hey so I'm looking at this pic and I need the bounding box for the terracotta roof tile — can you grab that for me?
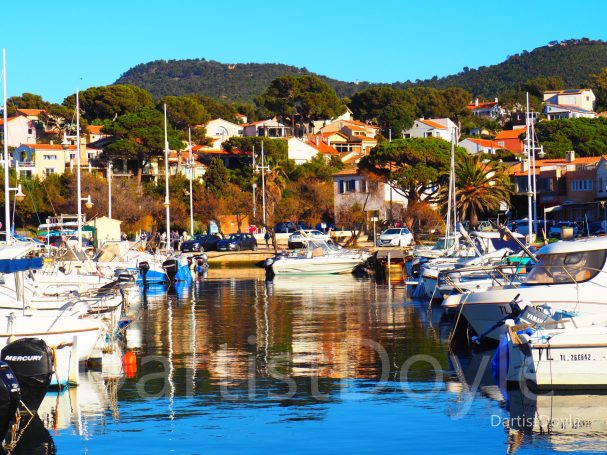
[495,128,526,140]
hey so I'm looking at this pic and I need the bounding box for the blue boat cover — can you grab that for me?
[0,258,43,273]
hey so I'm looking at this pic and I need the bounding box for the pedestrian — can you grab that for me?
[264,230,271,248]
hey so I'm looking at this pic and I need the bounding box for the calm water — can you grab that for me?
[26,268,607,453]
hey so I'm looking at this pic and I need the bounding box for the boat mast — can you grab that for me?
[525,93,533,242]
[76,89,83,250]
[163,104,171,252]
[188,128,194,236]
[2,49,10,245]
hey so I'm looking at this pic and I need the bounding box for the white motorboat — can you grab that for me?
[266,240,368,275]
[505,320,607,389]
[445,236,607,341]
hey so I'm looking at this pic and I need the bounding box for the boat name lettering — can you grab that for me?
[559,353,592,361]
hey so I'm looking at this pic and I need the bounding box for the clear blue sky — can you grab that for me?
[4,0,607,103]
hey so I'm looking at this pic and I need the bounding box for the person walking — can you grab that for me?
[264,230,271,248]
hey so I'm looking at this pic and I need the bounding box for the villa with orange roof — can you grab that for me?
[0,114,37,147]
[494,127,526,153]
[466,98,504,119]
[402,118,458,142]
[508,151,607,220]
[459,137,503,155]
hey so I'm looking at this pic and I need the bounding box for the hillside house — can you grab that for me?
[466,98,505,119]
[332,166,408,224]
[206,118,243,145]
[494,127,526,154]
[242,119,291,138]
[0,114,37,147]
[402,118,458,142]
[459,138,503,155]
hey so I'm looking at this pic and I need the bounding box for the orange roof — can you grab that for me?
[508,156,603,176]
[16,108,44,116]
[0,116,20,125]
[495,128,526,140]
[465,138,501,148]
[22,143,77,150]
[308,136,339,155]
[466,102,497,110]
[420,119,447,130]
[87,125,104,134]
[334,165,359,176]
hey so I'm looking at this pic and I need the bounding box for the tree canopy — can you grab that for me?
[257,75,347,124]
[102,108,182,183]
[67,85,155,122]
[535,117,607,157]
[358,137,466,205]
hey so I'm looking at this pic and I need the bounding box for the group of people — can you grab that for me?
[137,230,190,252]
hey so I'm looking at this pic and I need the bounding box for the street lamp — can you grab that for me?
[11,184,25,203]
[82,194,93,210]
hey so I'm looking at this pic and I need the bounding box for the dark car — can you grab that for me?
[216,233,258,251]
[274,222,296,233]
[180,234,223,252]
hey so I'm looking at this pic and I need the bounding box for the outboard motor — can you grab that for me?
[0,361,20,442]
[1,338,53,412]
[192,254,209,275]
[162,258,179,284]
[138,261,150,286]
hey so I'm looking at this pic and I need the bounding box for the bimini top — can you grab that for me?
[536,236,607,255]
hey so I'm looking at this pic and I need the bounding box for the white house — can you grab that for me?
[285,137,320,164]
[242,119,291,138]
[332,167,408,223]
[543,89,596,112]
[310,107,354,134]
[0,115,37,147]
[205,118,243,146]
[596,156,607,200]
[459,138,502,155]
[402,118,458,142]
[544,103,597,120]
[466,98,505,119]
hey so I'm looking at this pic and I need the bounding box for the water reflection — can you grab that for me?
[41,267,607,453]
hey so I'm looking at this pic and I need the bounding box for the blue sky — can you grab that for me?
[4,0,607,103]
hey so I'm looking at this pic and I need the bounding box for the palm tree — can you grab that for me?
[444,154,512,228]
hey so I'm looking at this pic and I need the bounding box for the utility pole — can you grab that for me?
[188,128,194,236]
[108,160,112,219]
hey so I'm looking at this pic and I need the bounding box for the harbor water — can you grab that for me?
[38,268,607,454]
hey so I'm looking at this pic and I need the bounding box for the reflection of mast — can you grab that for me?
[168,298,175,426]
[191,295,196,387]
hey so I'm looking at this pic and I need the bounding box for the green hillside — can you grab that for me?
[115,38,607,102]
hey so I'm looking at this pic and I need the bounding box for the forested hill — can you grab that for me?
[409,39,607,97]
[114,60,372,103]
[115,39,607,102]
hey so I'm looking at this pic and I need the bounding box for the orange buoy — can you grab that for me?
[122,351,137,378]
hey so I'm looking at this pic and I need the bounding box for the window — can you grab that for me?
[44,168,55,176]
[360,179,367,193]
[69,153,76,160]
[572,179,593,191]
[28,128,33,134]
[338,179,356,194]
[43,154,57,160]
[525,250,607,285]
[88,152,96,159]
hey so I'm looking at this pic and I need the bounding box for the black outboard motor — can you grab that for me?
[138,261,150,286]
[1,338,53,412]
[192,254,208,275]
[0,361,20,442]
[162,258,178,284]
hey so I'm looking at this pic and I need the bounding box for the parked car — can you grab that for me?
[288,230,330,249]
[548,221,580,239]
[180,234,223,252]
[216,233,258,251]
[377,227,414,247]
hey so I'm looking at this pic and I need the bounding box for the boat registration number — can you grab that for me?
[559,353,592,361]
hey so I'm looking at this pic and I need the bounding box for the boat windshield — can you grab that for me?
[432,238,455,250]
[525,249,607,285]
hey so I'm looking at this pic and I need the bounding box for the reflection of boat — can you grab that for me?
[267,274,363,296]
[2,412,55,454]
[265,240,368,275]
[508,390,607,452]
